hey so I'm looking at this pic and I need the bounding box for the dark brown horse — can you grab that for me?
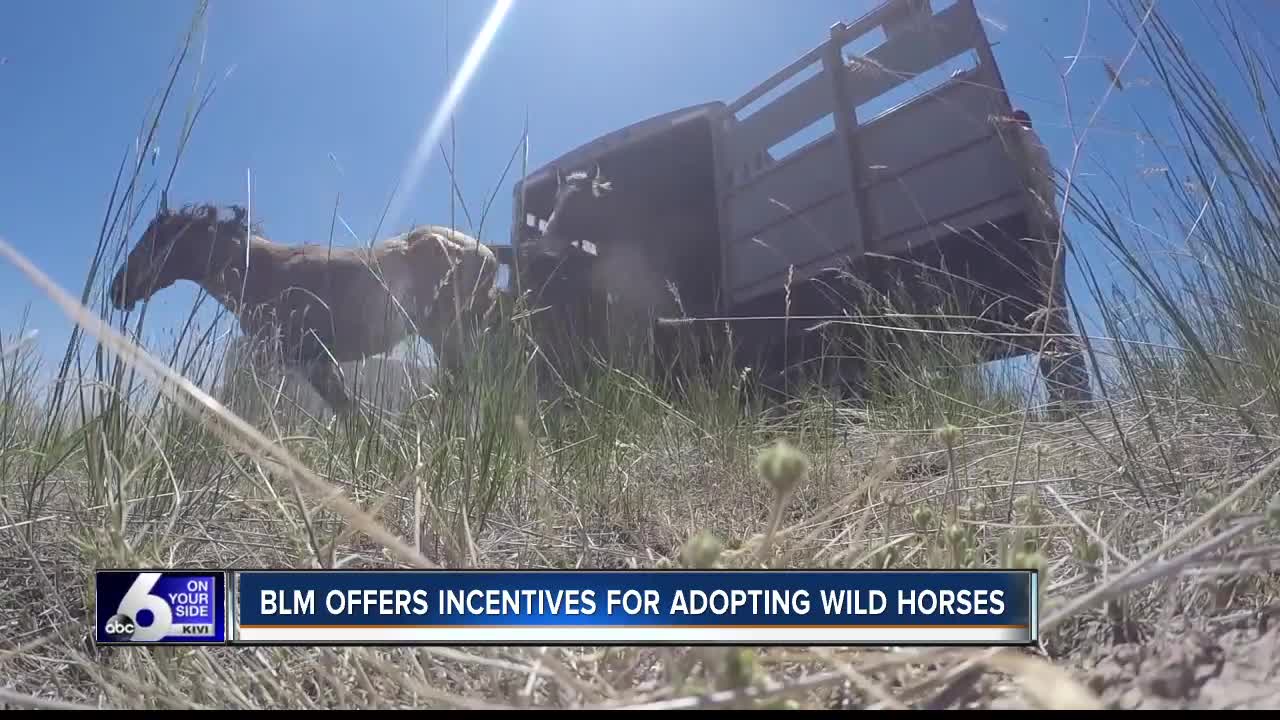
[536,165,612,258]
[109,202,498,417]
[528,164,712,389]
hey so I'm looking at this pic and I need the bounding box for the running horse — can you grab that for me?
[108,202,499,418]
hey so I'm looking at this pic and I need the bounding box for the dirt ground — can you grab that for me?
[915,587,1280,710]
[1068,612,1280,710]
[815,604,1279,710]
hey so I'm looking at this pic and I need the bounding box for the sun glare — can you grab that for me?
[383,0,517,237]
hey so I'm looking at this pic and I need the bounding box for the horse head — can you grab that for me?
[109,203,250,311]
[538,163,613,257]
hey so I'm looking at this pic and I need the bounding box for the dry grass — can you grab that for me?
[3,0,1280,710]
[2,297,1275,709]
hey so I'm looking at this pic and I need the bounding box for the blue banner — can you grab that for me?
[95,570,228,645]
[233,569,1036,646]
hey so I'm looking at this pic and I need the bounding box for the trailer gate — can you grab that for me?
[713,0,1019,308]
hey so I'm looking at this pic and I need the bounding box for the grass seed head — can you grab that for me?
[912,505,935,533]
[757,439,808,498]
[681,529,724,568]
[936,422,962,449]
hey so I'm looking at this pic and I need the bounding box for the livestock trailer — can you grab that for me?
[498,0,1089,402]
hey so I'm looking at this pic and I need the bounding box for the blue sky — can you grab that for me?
[1,0,1273,386]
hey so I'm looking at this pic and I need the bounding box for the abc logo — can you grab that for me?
[103,613,137,641]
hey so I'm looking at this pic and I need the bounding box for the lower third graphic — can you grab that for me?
[95,570,227,644]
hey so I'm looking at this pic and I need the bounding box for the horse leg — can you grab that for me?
[236,344,274,423]
[298,355,356,418]
[224,331,282,423]
[1024,230,1092,418]
[423,308,468,377]
[423,286,493,379]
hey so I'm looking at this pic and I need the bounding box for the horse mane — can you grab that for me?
[159,202,265,237]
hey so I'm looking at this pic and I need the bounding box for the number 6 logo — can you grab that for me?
[115,573,173,642]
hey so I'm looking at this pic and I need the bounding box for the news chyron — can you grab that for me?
[95,570,228,645]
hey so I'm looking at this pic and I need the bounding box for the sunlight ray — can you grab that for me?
[383,0,516,236]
